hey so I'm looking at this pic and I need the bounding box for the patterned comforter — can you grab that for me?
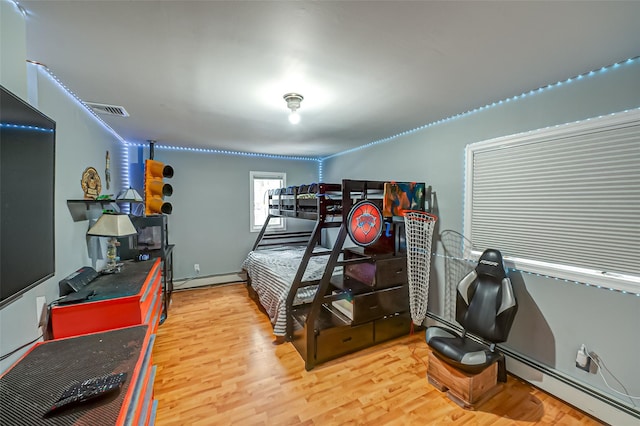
[242,246,339,336]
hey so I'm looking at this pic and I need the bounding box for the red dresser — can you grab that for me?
[0,325,157,425]
[51,258,163,339]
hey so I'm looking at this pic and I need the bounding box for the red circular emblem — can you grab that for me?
[347,201,383,247]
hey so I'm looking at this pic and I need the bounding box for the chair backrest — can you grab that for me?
[455,249,517,343]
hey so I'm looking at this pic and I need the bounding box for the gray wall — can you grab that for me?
[127,148,318,280]
[1,0,27,98]
[323,60,640,411]
[1,2,124,372]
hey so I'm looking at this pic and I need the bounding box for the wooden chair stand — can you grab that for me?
[427,352,502,410]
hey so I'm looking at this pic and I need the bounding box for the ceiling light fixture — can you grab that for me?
[283,93,303,124]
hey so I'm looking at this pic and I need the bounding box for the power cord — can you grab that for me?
[408,324,428,369]
[0,334,43,362]
[584,344,640,402]
[173,275,199,289]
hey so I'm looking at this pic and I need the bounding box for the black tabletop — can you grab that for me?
[83,259,157,302]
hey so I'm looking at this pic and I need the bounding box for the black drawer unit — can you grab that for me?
[292,234,413,370]
[316,321,374,363]
[375,313,412,342]
[344,250,407,290]
[351,285,409,324]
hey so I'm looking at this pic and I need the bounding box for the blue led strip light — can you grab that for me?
[34,63,129,146]
[29,46,319,164]
[118,144,130,190]
[433,253,640,297]
[32,62,322,194]
[0,123,54,132]
[317,159,324,182]
[35,63,133,191]
[9,0,27,16]
[125,142,320,162]
[31,40,638,193]
[322,56,640,161]
[40,61,318,162]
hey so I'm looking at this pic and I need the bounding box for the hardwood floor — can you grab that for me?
[152,284,602,425]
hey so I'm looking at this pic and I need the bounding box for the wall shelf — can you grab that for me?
[66,199,142,222]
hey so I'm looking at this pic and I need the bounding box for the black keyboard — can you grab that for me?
[44,372,127,416]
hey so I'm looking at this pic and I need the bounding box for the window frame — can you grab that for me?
[464,109,640,294]
[250,171,286,233]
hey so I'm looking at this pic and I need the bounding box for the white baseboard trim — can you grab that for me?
[505,354,638,425]
[174,272,246,290]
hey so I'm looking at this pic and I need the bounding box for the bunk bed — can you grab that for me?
[243,179,432,369]
[243,183,343,339]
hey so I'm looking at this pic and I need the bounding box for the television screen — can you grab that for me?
[0,85,56,307]
[118,215,167,260]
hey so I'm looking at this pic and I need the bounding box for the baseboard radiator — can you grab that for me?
[426,313,639,425]
[174,271,246,290]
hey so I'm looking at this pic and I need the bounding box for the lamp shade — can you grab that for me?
[87,213,137,237]
[116,187,143,202]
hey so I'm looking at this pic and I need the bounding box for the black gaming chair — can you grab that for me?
[426,249,517,382]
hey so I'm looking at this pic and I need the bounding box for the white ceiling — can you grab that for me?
[20,1,640,157]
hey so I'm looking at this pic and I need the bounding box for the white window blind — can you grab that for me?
[465,109,640,292]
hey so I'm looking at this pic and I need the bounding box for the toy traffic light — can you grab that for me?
[144,159,173,215]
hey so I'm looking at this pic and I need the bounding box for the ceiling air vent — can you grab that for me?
[86,102,130,117]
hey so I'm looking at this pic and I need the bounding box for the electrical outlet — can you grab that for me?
[36,296,46,325]
[575,344,591,372]
[194,264,200,274]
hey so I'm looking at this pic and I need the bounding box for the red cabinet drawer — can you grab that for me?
[51,258,162,339]
[140,263,162,325]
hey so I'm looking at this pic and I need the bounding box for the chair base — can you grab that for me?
[427,353,502,410]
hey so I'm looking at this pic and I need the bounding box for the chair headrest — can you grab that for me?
[475,249,506,280]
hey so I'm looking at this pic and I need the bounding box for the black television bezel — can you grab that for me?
[0,85,56,308]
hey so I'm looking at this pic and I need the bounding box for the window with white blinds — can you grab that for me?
[464,109,640,293]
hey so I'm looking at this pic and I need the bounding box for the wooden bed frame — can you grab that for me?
[246,179,432,369]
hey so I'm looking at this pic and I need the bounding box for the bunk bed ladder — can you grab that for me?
[303,224,349,370]
[284,218,326,340]
[252,214,274,251]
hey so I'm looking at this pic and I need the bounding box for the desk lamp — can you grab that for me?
[117,187,143,214]
[87,213,137,272]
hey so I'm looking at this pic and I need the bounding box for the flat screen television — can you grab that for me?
[0,85,56,308]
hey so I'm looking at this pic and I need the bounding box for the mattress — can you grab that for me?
[242,245,340,336]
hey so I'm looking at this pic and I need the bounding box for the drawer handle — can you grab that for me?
[342,337,352,343]
[369,305,379,310]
